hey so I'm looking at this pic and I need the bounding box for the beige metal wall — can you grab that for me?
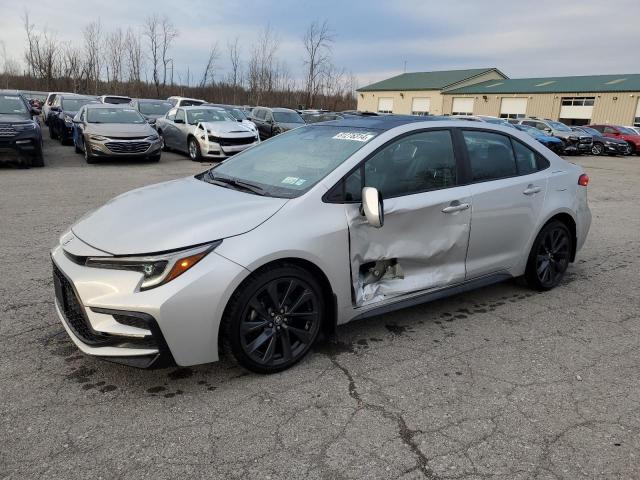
[441,91,640,124]
[356,70,505,115]
[357,90,444,115]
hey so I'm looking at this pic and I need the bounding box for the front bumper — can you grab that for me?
[604,142,628,154]
[199,136,259,159]
[0,125,42,162]
[51,238,249,367]
[86,137,162,158]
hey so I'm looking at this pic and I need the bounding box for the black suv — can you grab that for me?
[47,95,97,144]
[570,126,630,156]
[0,90,44,167]
[250,107,305,140]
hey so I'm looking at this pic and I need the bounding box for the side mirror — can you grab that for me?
[361,187,384,228]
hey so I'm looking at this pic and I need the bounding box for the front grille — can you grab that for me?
[53,263,111,345]
[208,135,256,146]
[105,141,150,154]
[0,124,17,138]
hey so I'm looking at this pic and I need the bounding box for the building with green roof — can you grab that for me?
[357,69,640,127]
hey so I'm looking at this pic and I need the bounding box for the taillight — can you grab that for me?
[578,174,589,186]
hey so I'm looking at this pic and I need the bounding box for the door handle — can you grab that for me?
[523,185,542,196]
[442,202,470,214]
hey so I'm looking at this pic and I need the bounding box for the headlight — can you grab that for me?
[145,134,160,141]
[89,135,108,141]
[85,241,220,290]
[12,123,36,131]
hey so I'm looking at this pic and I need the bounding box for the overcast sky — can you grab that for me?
[1,0,638,87]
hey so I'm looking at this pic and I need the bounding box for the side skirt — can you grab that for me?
[351,272,513,322]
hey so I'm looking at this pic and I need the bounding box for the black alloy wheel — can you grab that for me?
[224,264,324,373]
[591,143,603,156]
[525,221,571,290]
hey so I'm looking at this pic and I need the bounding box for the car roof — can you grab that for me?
[179,105,224,110]
[85,103,133,109]
[101,94,131,98]
[136,98,172,103]
[316,115,448,131]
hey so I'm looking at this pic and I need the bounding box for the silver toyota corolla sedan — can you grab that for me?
[51,117,591,373]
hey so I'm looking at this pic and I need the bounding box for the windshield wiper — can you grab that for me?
[207,173,267,196]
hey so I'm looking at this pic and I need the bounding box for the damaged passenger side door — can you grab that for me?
[337,129,472,307]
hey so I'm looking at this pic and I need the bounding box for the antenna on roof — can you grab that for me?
[403,60,407,73]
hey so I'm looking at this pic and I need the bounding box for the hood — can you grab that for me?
[277,122,305,131]
[603,136,627,144]
[85,122,155,138]
[0,114,31,123]
[71,176,287,255]
[201,121,255,136]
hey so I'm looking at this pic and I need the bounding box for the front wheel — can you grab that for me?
[591,143,604,156]
[188,137,202,161]
[525,221,572,291]
[222,264,325,373]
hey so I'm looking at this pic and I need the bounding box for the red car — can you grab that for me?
[587,124,640,155]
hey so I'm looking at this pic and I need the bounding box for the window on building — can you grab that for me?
[635,99,640,127]
[377,98,394,114]
[561,97,595,106]
[500,113,525,119]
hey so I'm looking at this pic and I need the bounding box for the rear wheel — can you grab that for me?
[222,264,324,373]
[525,221,572,291]
[188,137,202,161]
[625,142,635,156]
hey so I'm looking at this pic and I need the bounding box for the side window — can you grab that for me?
[265,111,273,122]
[166,108,177,121]
[463,130,517,182]
[342,130,458,200]
[512,139,538,175]
[603,126,617,134]
[175,109,186,123]
[254,109,265,120]
[535,122,548,131]
[522,121,536,127]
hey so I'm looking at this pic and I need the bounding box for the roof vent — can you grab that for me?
[535,81,556,87]
[484,82,504,88]
[605,78,626,85]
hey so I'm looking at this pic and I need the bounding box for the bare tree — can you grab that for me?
[144,15,161,96]
[199,43,220,88]
[160,16,177,87]
[83,20,102,94]
[104,28,124,87]
[227,37,241,102]
[124,28,144,84]
[247,25,279,105]
[22,12,60,89]
[302,20,334,108]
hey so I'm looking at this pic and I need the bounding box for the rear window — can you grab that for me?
[138,101,172,115]
[103,96,131,104]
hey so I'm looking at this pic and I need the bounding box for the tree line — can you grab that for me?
[0,13,358,111]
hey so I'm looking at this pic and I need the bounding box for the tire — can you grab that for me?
[49,123,58,140]
[30,142,45,167]
[625,142,635,156]
[222,263,325,374]
[591,142,604,156]
[188,137,202,161]
[84,138,97,164]
[159,131,169,151]
[525,220,572,291]
[74,139,82,154]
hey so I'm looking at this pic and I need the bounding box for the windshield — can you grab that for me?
[204,125,379,198]
[187,109,234,124]
[579,127,599,136]
[273,111,304,124]
[548,121,571,132]
[139,101,172,115]
[0,94,28,115]
[228,108,247,120]
[62,98,93,111]
[618,126,637,135]
[87,107,145,124]
[517,125,543,137]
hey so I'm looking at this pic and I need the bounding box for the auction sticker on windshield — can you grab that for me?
[281,176,307,186]
[333,132,376,142]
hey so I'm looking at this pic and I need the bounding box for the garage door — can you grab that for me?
[500,98,527,119]
[378,98,394,114]
[635,99,640,126]
[452,97,474,115]
[559,97,594,124]
[411,97,430,116]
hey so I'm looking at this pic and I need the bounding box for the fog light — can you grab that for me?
[16,140,31,144]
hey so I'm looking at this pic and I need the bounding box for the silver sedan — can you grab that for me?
[51,118,591,373]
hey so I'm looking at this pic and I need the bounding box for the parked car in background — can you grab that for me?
[99,95,132,105]
[167,96,206,107]
[451,115,514,127]
[570,126,630,156]
[42,92,72,125]
[513,124,565,153]
[250,107,305,140]
[156,106,259,161]
[72,104,161,164]
[130,99,173,128]
[0,90,44,167]
[21,91,47,109]
[47,94,97,144]
[587,124,640,155]
[340,110,379,117]
[625,126,640,135]
[518,118,592,154]
[50,118,591,372]
[202,103,258,132]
